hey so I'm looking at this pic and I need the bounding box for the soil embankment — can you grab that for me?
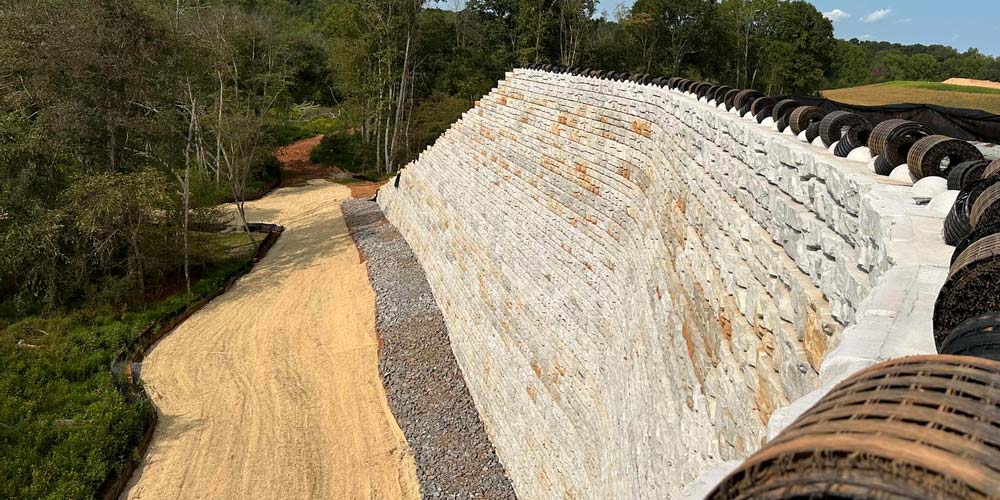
[943,77,1000,90]
[122,180,419,499]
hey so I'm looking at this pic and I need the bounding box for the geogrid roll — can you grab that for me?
[834,123,872,158]
[907,135,984,180]
[733,90,764,113]
[789,106,825,136]
[869,120,931,176]
[695,82,714,100]
[772,99,799,132]
[804,122,821,144]
[952,223,1000,268]
[948,159,991,191]
[776,115,790,134]
[970,181,1000,231]
[939,312,1000,361]
[984,158,1000,179]
[724,89,741,111]
[834,137,854,157]
[713,86,734,104]
[819,111,870,147]
[944,180,997,245]
[750,97,777,123]
[707,355,1000,500]
[934,232,1000,345]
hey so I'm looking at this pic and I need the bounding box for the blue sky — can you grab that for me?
[593,1,1000,56]
[441,1,998,56]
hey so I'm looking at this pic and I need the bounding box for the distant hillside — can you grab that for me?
[821,81,1000,114]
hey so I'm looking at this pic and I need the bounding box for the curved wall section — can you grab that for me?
[377,70,951,498]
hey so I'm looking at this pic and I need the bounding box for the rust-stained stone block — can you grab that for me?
[378,70,945,500]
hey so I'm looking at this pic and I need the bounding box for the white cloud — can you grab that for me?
[823,9,851,22]
[859,34,874,40]
[862,8,892,23]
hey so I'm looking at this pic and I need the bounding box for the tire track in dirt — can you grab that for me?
[122,180,420,500]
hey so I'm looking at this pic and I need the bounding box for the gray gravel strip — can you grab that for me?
[342,199,517,500]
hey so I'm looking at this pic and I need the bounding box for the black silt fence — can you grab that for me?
[781,96,1000,144]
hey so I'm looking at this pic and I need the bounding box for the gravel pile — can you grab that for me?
[342,199,517,500]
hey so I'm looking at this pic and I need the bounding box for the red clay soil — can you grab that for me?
[276,134,385,199]
[347,181,385,199]
[276,135,344,183]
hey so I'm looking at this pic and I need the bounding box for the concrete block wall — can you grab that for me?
[377,69,953,499]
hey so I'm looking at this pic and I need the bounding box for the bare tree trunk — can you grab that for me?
[180,84,196,293]
[534,9,543,62]
[389,25,413,173]
[216,71,224,184]
[404,69,415,156]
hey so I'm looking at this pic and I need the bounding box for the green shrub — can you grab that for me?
[0,247,255,499]
[268,117,341,146]
[309,133,368,174]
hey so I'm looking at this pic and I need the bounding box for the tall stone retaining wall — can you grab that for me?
[376,69,953,498]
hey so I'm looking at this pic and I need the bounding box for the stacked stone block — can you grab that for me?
[377,70,950,499]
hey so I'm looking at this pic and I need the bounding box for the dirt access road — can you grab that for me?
[275,134,383,199]
[122,178,419,499]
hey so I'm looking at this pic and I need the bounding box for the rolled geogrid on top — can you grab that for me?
[789,106,826,136]
[695,82,714,100]
[907,135,984,181]
[834,122,873,158]
[750,97,777,123]
[772,99,799,133]
[970,180,1000,231]
[804,122,822,144]
[944,179,998,245]
[733,90,763,114]
[938,312,1000,361]
[712,86,734,104]
[934,232,1000,345]
[707,355,1000,500]
[819,111,870,148]
[724,89,742,111]
[948,159,991,191]
[869,119,931,176]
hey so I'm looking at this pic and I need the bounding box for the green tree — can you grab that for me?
[557,0,596,66]
[717,0,780,89]
[910,53,942,81]
[873,50,911,81]
[829,40,871,88]
[630,0,719,74]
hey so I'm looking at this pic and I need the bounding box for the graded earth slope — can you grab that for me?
[122,181,419,500]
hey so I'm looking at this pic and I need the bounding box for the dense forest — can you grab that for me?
[3,0,1000,498]
[5,0,1000,314]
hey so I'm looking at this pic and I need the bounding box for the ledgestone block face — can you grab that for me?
[378,70,950,499]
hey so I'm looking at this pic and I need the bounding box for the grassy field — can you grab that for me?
[821,81,1000,114]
